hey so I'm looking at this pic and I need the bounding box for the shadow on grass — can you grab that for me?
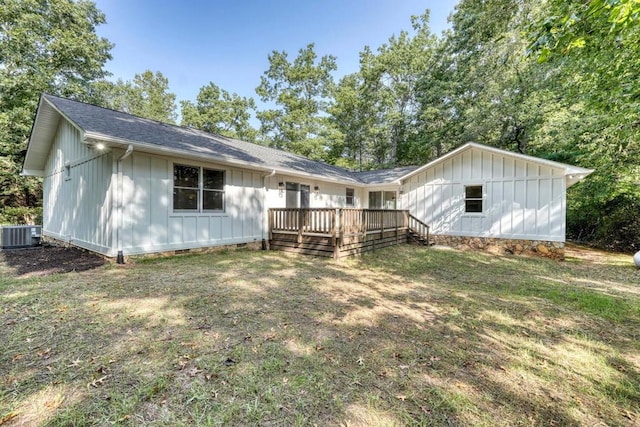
[2,246,639,426]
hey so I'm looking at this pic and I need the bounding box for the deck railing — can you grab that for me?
[408,214,430,244]
[269,208,410,243]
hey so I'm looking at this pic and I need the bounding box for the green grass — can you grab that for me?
[1,244,639,426]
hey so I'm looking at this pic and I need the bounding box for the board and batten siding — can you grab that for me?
[117,153,264,255]
[401,147,567,242]
[42,120,113,254]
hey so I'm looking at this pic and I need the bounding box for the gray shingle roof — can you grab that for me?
[353,166,420,184]
[44,94,374,184]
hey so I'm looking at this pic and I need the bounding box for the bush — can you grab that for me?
[568,191,639,253]
[0,206,43,225]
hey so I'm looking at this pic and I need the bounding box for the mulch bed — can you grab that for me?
[0,245,107,276]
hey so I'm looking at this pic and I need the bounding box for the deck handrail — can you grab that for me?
[269,208,410,239]
[408,214,430,243]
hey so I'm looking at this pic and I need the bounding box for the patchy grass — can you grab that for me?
[1,244,639,426]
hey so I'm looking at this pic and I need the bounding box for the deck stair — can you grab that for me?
[407,214,431,246]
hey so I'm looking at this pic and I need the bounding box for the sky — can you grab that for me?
[93,0,459,116]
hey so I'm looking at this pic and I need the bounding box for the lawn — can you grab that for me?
[1,244,639,426]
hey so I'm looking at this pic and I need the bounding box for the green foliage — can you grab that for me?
[328,12,438,169]
[0,0,112,212]
[525,0,640,252]
[410,0,639,251]
[93,70,177,123]
[0,206,42,225]
[255,43,337,160]
[181,82,257,141]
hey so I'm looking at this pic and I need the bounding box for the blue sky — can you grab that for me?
[93,0,459,114]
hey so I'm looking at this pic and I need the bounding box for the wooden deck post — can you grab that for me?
[338,208,345,247]
[268,209,273,243]
[332,209,339,259]
[394,210,398,241]
[297,209,304,244]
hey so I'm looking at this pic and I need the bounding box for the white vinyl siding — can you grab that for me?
[400,147,567,242]
[118,154,263,255]
[41,120,113,254]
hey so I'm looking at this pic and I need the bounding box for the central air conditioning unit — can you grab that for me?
[0,225,42,249]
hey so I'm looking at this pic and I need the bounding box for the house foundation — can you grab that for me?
[430,235,565,260]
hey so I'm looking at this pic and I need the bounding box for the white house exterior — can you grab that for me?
[400,144,581,242]
[23,94,592,259]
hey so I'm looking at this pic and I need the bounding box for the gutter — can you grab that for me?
[82,132,362,186]
[116,144,134,264]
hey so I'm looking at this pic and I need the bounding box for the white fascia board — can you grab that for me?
[396,142,594,183]
[83,132,361,186]
[42,96,86,136]
[21,169,45,177]
[23,96,88,173]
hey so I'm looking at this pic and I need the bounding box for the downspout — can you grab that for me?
[116,144,134,264]
[261,170,276,250]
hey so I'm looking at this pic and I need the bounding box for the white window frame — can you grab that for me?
[346,188,355,206]
[173,163,225,213]
[464,184,483,214]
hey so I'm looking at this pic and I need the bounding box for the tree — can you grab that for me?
[180,82,257,141]
[0,0,112,223]
[95,70,177,123]
[255,43,337,160]
[328,11,438,169]
[527,0,640,251]
[362,12,438,166]
[428,0,559,155]
[326,73,373,170]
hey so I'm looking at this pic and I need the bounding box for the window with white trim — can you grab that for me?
[173,164,225,211]
[464,185,483,213]
[346,188,354,206]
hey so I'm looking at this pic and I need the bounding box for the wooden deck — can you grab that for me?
[269,208,429,258]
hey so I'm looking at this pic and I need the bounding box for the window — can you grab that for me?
[465,185,483,213]
[173,164,224,211]
[368,191,396,209]
[346,188,354,206]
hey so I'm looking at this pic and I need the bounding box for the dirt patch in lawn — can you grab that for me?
[0,245,107,276]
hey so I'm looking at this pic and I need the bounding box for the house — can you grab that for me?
[23,94,592,260]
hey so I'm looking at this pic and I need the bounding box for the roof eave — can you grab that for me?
[395,142,595,182]
[566,170,594,188]
[85,132,362,186]
[21,169,45,177]
[22,94,87,174]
